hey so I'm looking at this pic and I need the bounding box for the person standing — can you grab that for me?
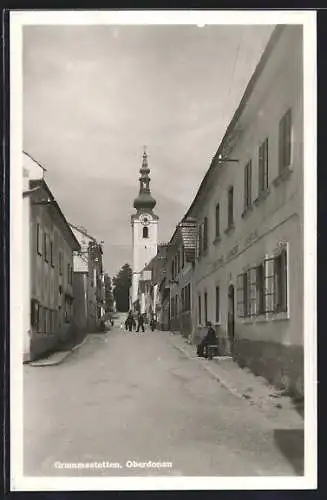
[136,312,145,333]
[125,311,133,332]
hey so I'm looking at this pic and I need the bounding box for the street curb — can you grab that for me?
[171,341,244,401]
[29,334,90,367]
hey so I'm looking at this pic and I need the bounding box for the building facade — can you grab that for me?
[135,243,168,320]
[131,148,159,307]
[166,218,197,338]
[70,224,104,333]
[187,25,304,396]
[23,152,81,362]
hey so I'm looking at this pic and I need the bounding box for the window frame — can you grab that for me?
[244,160,252,210]
[215,203,220,239]
[44,232,48,262]
[203,217,208,254]
[227,186,234,228]
[36,223,42,256]
[278,108,292,174]
[258,137,269,193]
[215,285,220,323]
[204,291,208,325]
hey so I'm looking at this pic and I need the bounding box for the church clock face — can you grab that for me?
[139,213,152,226]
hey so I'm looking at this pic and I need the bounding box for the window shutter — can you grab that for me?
[258,144,263,192]
[196,226,200,259]
[248,267,257,316]
[236,273,245,318]
[264,138,269,189]
[285,109,292,168]
[264,257,275,313]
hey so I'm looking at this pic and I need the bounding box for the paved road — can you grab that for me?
[24,326,298,477]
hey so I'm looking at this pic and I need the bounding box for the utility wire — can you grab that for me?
[221,29,244,130]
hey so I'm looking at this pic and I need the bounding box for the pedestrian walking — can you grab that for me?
[150,313,157,331]
[136,312,145,333]
[125,311,134,332]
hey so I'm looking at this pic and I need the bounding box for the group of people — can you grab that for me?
[123,311,157,333]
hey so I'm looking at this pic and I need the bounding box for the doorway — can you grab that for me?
[227,284,235,354]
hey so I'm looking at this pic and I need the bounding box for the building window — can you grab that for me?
[67,263,70,284]
[65,297,72,323]
[256,263,265,315]
[38,306,43,333]
[70,266,73,285]
[203,217,208,253]
[258,138,269,192]
[198,295,202,325]
[31,299,39,329]
[236,246,288,317]
[215,286,220,323]
[181,248,185,269]
[198,224,203,258]
[279,108,292,173]
[181,284,191,312]
[59,252,63,275]
[50,241,54,267]
[171,261,175,281]
[272,248,288,313]
[227,186,234,228]
[171,298,174,318]
[36,223,42,255]
[143,226,149,238]
[215,203,220,239]
[244,160,252,210]
[204,292,208,325]
[44,233,48,262]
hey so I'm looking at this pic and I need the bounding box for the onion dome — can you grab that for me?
[133,147,157,211]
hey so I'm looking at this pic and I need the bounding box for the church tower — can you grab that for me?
[131,147,159,306]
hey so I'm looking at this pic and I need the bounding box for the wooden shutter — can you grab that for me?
[195,230,199,259]
[258,143,264,192]
[203,217,208,252]
[248,267,257,316]
[278,115,284,173]
[285,109,292,168]
[199,224,203,257]
[236,273,245,318]
[264,138,269,189]
[215,203,220,238]
[264,257,276,313]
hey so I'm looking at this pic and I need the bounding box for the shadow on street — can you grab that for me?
[274,428,304,475]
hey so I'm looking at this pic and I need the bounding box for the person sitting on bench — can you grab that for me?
[197,321,218,359]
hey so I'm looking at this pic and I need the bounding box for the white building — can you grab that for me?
[23,153,45,361]
[186,25,304,397]
[130,148,159,307]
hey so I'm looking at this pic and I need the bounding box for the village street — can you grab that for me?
[24,324,301,477]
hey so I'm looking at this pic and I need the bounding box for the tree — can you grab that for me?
[104,274,114,313]
[112,263,132,312]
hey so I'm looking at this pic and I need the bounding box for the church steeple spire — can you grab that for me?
[133,147,156,212]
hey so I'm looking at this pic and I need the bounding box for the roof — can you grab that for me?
[23,151,47,171]
[184,24,284,219]
[180,219,197,262]
[30,179,81,252]
[167,216,197,262]
[69,222,97,243]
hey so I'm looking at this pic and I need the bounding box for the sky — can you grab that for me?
[23,23,274,278]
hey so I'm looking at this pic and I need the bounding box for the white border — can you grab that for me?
[10,9,317,491]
